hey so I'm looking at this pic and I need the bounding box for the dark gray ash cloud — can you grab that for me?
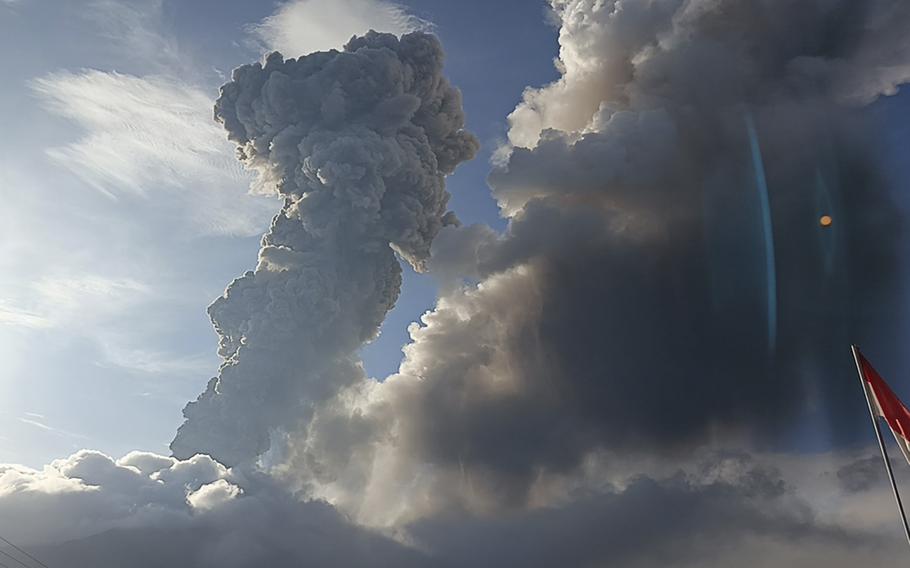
[407,456,897,568]
[287,0,910,525]
[170,30,477,466]
[837,455,886,493]
[5,1,910,566]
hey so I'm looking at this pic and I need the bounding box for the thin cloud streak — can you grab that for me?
[18,417,90,441]
[31,70,273,237]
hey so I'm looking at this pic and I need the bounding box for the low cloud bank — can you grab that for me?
[0,449,905,567]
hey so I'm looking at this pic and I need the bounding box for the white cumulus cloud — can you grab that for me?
[251,0,432,57]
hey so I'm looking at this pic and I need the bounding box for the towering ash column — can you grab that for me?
[171,31,478,466]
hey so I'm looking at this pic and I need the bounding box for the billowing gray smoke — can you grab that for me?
[4,4,910,567]
[282,0,910,528]
[171,31,478,465]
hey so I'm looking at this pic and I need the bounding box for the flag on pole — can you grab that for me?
[852,345,910,549]
[856,350,910,466]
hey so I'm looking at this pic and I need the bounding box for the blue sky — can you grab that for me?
[1,0,909,467]
[3,2,910,564]
[0,0,559,466]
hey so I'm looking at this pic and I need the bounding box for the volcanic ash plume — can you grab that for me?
[284,0,910,529]
[171,31,478,466]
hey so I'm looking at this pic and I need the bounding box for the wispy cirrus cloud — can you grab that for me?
[30,70,273,236]
[18,416,89,441]
[0,303,51,330]
[83,0,183,72]
[95,342,214,376]
[0,271,215,377]
[1,274,149,330]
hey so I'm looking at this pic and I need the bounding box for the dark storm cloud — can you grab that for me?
[478,0,909,457]
[447,108,902,466]
[409,454,901,568]
[288,0,910,519]
[837,455,885,493]
[34,494,430,568]
[438,0,910,464]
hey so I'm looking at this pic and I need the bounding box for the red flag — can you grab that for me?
[858,351,910,466]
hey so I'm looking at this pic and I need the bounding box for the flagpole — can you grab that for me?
[852,344,910,548]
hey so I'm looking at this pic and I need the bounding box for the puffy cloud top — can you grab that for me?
[283,0,910,532]
[7,3,910,567]
[215,30,477,265]
[171,31,477,466]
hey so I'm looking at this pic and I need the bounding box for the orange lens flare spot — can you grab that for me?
[819,215,833,227]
